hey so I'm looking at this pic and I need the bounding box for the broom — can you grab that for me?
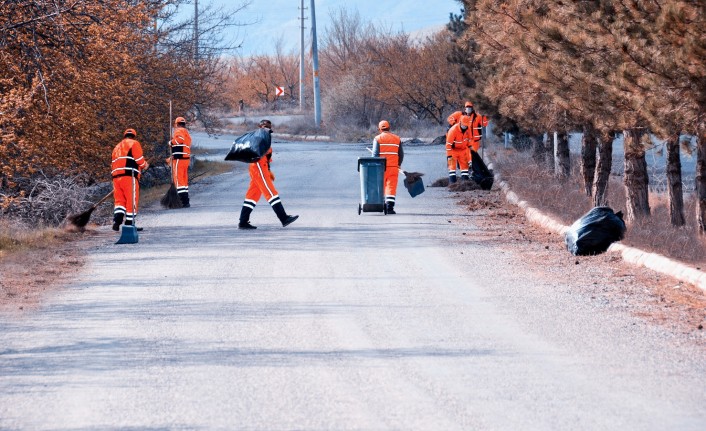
[67,190,114,229]
[160,99,182,209]
[160,167,182,209]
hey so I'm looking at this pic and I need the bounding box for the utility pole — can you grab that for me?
[194,0,199,61]
[299,0,306,111]
[310,0,321,127]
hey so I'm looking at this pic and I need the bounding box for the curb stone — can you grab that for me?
[494,172,706,293]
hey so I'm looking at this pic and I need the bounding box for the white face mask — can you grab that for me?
[465,107,473,114]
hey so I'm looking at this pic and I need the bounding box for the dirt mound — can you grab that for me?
[430,177,449,187]
[449,180,482,192]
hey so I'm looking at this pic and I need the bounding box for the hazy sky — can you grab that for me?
[197,0,462,56]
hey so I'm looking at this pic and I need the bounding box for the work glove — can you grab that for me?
[451,142,456,149]
[142,162,150,171]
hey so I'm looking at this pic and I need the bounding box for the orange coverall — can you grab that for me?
[373,130,403,208]
[111,138,148,225]
[446,123,472,182]
[243,148,280,211]
[170,126,192,205]
[467,112,489,153]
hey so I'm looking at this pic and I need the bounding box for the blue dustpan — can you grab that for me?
[115,225,139,244]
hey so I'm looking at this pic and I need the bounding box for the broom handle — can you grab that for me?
[168,100,174,183]
[169,100,172,142]
[91,190,115,210]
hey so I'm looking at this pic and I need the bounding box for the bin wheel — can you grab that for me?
[358,204,361,215]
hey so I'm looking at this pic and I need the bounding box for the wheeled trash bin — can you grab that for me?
[357,157,387,215]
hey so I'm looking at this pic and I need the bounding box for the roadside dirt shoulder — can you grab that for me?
[0,228,105,312]
[452,187,706,344]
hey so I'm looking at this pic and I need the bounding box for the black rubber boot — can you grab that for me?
[272,202,298,227]
[386,203,396,215]
[238,206,257,230]
[179,192,190,208]
[112,213,124,231]
[449,175,457,184]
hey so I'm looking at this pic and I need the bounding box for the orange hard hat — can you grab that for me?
[378,120,390,131]
[464,101,473,108]
[123,128,137,138]
[174,117,186,126]
[460,116,471,127]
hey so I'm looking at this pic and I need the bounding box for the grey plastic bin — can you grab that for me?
[357,157,387,215]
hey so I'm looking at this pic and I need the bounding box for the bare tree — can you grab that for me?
[665,134,686,226]
[580,126,597,197]
[592,131,613,207]
[623,129,650,223]
[696,135,706,234]
[554,131,570,180]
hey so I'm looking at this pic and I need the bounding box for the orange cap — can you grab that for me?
[123,128,137,138]
[378,120,390,131]
[174,117,186,127]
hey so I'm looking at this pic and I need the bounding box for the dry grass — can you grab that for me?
[492,150,706,266]
[0,219,74,257]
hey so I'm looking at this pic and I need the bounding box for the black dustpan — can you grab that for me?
[402,171,425,197]
[404,176,425,197]
[116,225,139,244]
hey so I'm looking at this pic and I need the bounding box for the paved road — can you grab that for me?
[1,138,705,430]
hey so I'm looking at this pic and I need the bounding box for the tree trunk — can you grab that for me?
[543,132,553,171]
[554,131,570,180]
[623,128,650,223]
[581,127,597,197]
[696,133,706,234]
[592,133,613,207]
[665,134,685,226]
[531,134,547,166]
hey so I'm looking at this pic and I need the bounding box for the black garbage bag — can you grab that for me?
[470,150,494,190]
[225,128,272,163]
[565,206,626,256]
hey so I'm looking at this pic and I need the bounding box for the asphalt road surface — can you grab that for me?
[1,137,705,430]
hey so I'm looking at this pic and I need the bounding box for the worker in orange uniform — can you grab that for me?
[446,115,472,183]
[447,101,474,129]
[238,120,299,230]
[170,116,192,207]
[465,103,489,153]
[445,101,473,176]
[372,120,403,214]
[111,129,149,231]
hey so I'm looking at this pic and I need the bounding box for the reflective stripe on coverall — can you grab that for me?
[373,131,402,205]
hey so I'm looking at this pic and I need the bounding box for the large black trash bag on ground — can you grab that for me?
[225,128,272,162]
[470,150,494,190]
[565,206,626,256]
